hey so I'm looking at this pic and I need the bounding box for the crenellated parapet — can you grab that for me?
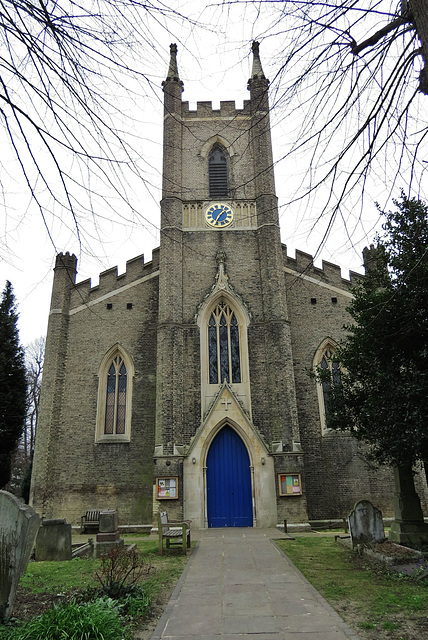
[69,248,159,305]
[362,244,387,274]
[54,251,77,272]
[282,244,363,289]
[182,100,251,119]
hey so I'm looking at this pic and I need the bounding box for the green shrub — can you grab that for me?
[2,598,131,640]
[95,546,151,599]
[81,584,151,619]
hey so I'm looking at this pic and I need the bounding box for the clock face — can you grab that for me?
[205,203,234,228]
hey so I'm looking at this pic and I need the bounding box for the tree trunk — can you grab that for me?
[423,459,428,487]
[411,0,428,94]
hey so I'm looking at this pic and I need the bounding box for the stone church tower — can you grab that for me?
[30,43,399,529]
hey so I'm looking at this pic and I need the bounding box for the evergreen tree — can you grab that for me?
[0,281,27,489]
[320,194,428,478]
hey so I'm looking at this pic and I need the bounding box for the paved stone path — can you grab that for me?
[149,528,359,640]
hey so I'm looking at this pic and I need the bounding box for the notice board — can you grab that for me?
[278,473,302,496]
[156,477,178,499]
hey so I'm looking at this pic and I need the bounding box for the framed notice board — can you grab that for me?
[156,477,178,499]
[278,473,302,496]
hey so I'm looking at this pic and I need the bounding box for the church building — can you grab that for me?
[30,43,398,529]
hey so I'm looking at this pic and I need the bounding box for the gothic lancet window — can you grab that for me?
[105,356,127,435]
[208,302,241,384]
[208,144,228,198]
[318,345,341,432]
[96,347,133,442]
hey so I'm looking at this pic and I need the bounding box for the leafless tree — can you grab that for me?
[0,1,192,260]
[228,1,428,257]
[5,336,44,498]
[24,336,44,460]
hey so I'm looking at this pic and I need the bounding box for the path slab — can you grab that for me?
[149,528,359,640]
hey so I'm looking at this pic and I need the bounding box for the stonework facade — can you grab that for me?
[31,43,412,529]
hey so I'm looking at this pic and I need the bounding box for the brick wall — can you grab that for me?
[32,254,159,525]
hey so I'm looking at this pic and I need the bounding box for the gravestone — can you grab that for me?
[0,491,40,621]
[94,510,123,558]
[348,499,385,549]
[35,518,72,561]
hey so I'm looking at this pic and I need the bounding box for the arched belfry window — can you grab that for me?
[105,355,127,435]
[96,347,134,442]
[315,342,341,433]
[208,144,228,198]
[208,302,241,384]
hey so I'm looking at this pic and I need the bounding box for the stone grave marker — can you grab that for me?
[94,509,124,558]
[35,518,72,561]
[0,491,40,621]
[348,499,385,549]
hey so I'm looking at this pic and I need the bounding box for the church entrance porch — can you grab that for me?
[206,426,253,527]
[181,385,277,529]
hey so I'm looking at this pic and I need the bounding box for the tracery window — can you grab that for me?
[208,144,228,198]
[318,346,341,431]
[208,302,241,384]
[105,356,127,435]
[96,347,133,442]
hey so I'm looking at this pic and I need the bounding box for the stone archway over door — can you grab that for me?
[206,426,253,527]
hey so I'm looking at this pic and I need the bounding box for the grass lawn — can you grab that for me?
[277,536,428,640]
[5,532,428,640]
[1,536,190,640]
[20,537,188,602]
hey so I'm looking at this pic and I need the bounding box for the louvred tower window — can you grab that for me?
[208,144,228,198]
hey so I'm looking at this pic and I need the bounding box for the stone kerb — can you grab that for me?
[348,499,385,549]
[0,491,40,621]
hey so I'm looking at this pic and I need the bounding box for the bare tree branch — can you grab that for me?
[227,0,428,260]
[350,14,410,55]
[0,1,195,259]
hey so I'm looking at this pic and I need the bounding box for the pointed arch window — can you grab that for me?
[208,302,241,384]
[208,144,228,197]
[105,356,127,435]
[96,348,134,442]
[317,345,342,433]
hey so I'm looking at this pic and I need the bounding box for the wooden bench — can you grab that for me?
[80,510,100,534]
[157,510,191,555]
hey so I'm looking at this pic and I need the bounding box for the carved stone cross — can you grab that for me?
[221,397,231,411]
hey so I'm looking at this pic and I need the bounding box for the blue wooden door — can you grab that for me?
[207,426,253,527]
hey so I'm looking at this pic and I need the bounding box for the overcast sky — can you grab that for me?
[1,1,425,346]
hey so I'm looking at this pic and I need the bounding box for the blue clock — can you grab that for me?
[205,203,234,228]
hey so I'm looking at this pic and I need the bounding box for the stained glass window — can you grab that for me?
[104,356,127,434]
[208,302,241,384]
[320,348,341,429]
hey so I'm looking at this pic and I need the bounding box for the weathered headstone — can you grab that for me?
[35,518,72,561]
[348,499,385,548]
[94,510,123,558]
[0,491,40,621]
[98,510,119,541]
